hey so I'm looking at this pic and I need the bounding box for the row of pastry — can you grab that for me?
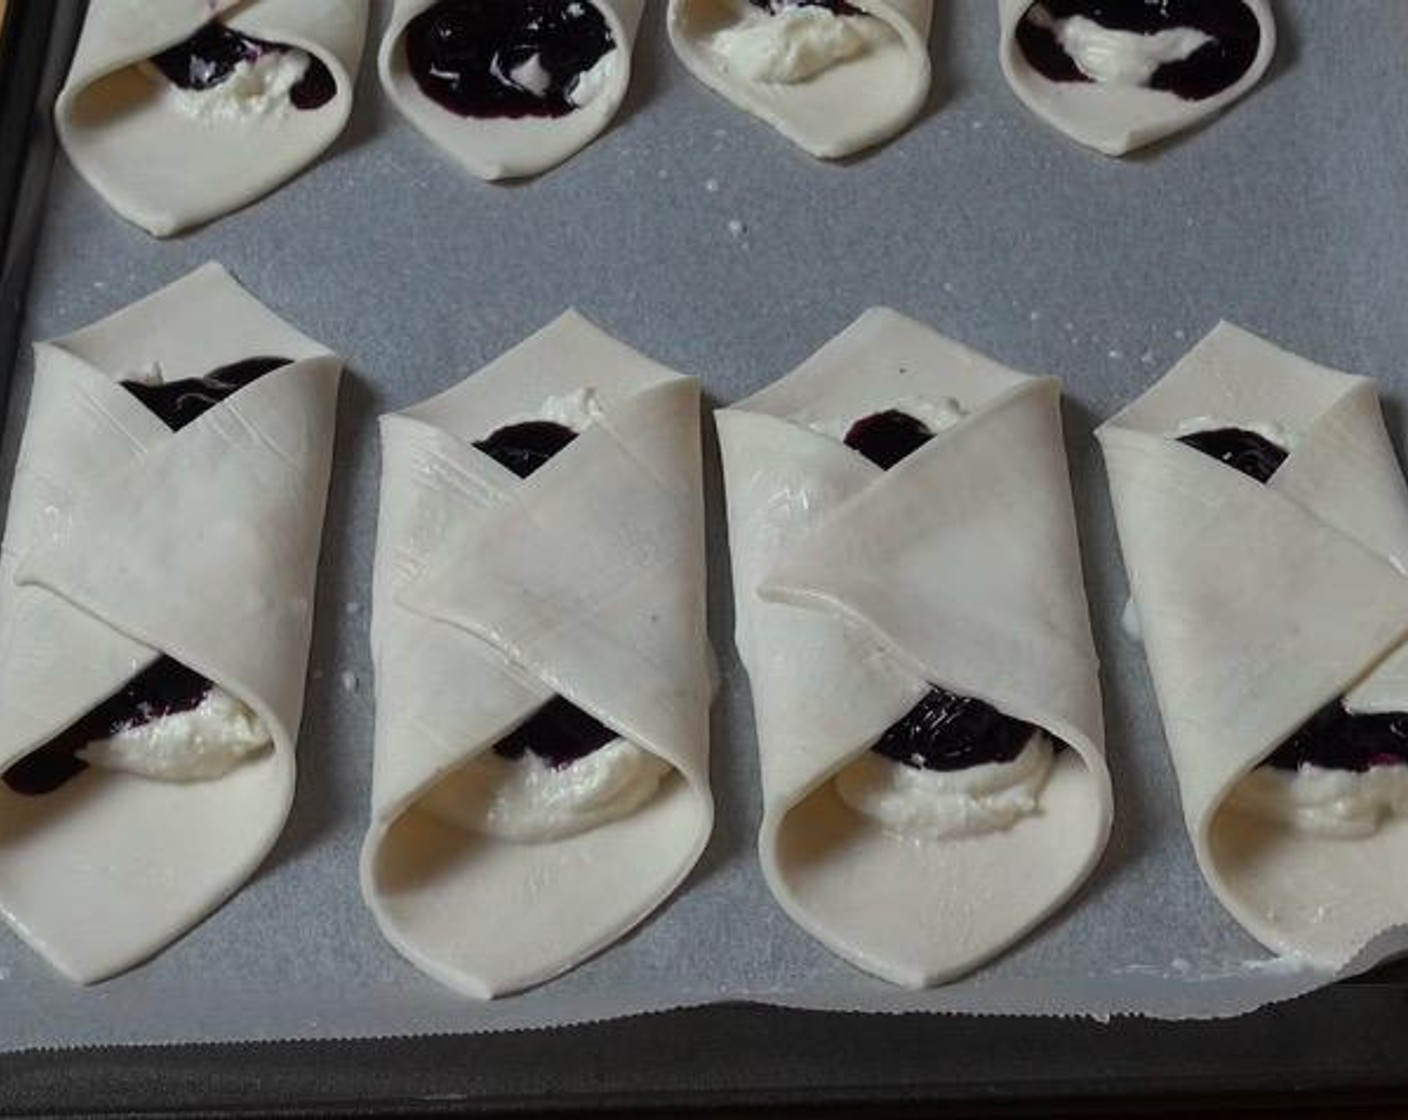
[58,0,1275,237]
[2,265,1402,998]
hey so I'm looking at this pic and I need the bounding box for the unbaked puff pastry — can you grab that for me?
[0,264,342,982]
[56,0,368,237]
[717,309,1111,988]
[379,0,645,181]
[1100,323,1408,968]
[999,0,1275,156]
[361,311,714,998]
[667,0,932,160]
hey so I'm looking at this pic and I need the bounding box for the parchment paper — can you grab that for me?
[3,0,1407,1050]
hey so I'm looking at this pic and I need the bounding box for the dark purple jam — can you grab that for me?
[474,420,578,479]
[873,688,1040,772]
[122,356,290,432]
[1177,427,1288,484]
[403,0,616,120]
[748,0,866,14]
[1015,0,1261,101]
[150,22,336,110]
[1264,703,1408,774]
[844,410,934,470]
[2,658,213,796]
[492,696,617,769]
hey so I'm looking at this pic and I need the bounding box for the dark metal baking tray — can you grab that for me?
[1,0,1407,1115]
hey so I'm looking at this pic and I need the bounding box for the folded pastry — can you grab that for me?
[0,264,342,983]
[380,0,645,181]
[362,311,713,998]
[1100,323,1408,968]
[667,0,932,159]
[999,0,1275,156]
[55,0,368,237]
[717,309,1110,988]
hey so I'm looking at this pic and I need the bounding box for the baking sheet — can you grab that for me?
[3,0,1408,1051]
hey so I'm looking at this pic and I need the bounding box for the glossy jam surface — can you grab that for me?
[492,697,618,770]
[873,688,1040,772]
[404,0,615,120]
[1178,427,1288,484]
[122,356,291,432]
[1016,0,1261,101]
[748,0,866,14]
[844,410,934,470]
[150,22,336,110]
[3,658,214,796]
[1265,704,1408,774]
[474,420,578,479]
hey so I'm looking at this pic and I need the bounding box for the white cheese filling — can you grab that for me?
[1228,762,1408,839]
[497,387,606,433]
[710,1,894,85]
[807,395,968,443]
[1120,596,1144,643]
[1028,4,1213,87]
[142,49,312,123]
[78,686,273,782]
[835,732,1055,840]
[419,737,673,843]
[568,50,619,107]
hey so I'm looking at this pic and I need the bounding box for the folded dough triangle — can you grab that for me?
[1099,322,1408,966]
[362,311,713,998]
[667,0,932,159]
[379,0,644,181]
[56,0,368,236]
[998,0,1275,156]
[0,263,341,982]
[718,308,1110,987]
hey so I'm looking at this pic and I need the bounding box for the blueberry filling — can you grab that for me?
[123,356,291,432]
[1180,424,1408,779]
[404,0,616,120]
[474,420,578,479]
[844,410,934,470]
[149,22,336,111]
[3,658,214,796]
[1177,427,1288,484]
[491,696,618,770]
[748,0,866,15]
[1264,703,1408,775]
[1016,0,1261,101]
[872,688,1040,772]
